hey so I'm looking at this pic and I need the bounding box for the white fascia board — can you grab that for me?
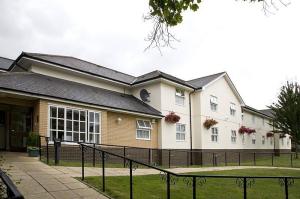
[21,57,131,87]
[0,89,163,119]
[132,78,194,91]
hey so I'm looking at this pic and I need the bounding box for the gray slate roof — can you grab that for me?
[0,72,162,117]
[259,109,274,118]
[133,70,194,88]
[0,57,14,71]
[243,105,273,118]
[22,52,136,84]
[187,72,226,89]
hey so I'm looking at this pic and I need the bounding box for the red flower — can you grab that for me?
[239,126,256,134]
[165,112,180,123]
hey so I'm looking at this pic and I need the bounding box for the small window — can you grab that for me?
[230,103,236,116]
[175,88,185,106]
[231,130,237,143]
[262,136,265,145]
[252,134,256,144]
[176,123,186,141]
[211,127,218,142]
[210,96,218,112]
[136,120,151,140]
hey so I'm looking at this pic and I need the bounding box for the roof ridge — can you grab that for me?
[24,52,136,78]
[187,71,226,82]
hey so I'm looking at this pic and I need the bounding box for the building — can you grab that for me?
[0,52,291,152]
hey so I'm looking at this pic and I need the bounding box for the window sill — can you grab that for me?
[176,140,186,142]
[136,138,151,141]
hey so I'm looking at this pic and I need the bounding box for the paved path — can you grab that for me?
[53,165,300,177]
[0,152,108,199]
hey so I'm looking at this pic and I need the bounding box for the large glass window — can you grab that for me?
[231,130,236,143]
[175,88,185,106]
[176,123,186,141]
[211,127,218,142]
[210,96,218,111]
[49,106,100,143]
[136,120,151,140]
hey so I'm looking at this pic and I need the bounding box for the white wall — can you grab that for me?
[30,65,131,94]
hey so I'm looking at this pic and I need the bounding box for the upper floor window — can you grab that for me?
[262,136,265,145]
[231,130,237,143]
[210,96,218,112]
[230,103,236,116]
[175,88,185,106]
[176,123,186,141]
[136,120,152,140]
[252,134,256,144]
[211,127,218,142]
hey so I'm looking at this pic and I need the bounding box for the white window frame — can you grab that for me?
[211,127,218,142]
[48,105,101,144]
[176,123,186,141]
[175,88,185,106]
[136,120,152,140]
[210,96,218,112]
[252,134,256,144]
[230,103,236,116]
[88,111,101,144]
[231,130,237,143]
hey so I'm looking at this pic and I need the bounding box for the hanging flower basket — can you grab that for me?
[238,126,256,135]
[266,132,274,138]
[203,119,218,129]
[165,112,180,123]
[279,134,286,139]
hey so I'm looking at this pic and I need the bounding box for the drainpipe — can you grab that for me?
[189,89,196,164]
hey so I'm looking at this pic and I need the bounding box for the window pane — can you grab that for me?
[58,131,64,140]
[73,121,79,131]
[137,130,149,139]
[95,123,99,133]
[67,109,72,120]
[89,133,94,142]
[89,112,94,122]
[144,121,151,128]
[58,119,64,130]
[50,131,56,141]
[58,108,64,118]
[80,133,85,142]
[50,119,57,130]
[50,107,57,117]
[66,132,72,141]
[137,120,144,128]
[80,122,86,132]
[73,110,79,120]
[89,123,94,133]
[73,133,79,142]
[66,120,72,131]
[176,96,184,105]
[80,111,86,121]
[95,113,99,123]
[95,134,100,144]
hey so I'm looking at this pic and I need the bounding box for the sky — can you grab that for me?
[0,0,299,110]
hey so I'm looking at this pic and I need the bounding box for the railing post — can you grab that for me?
[192,176,196,199]
[39,136,42,161]
[46,137,49,164]
[101,151,105,192]
[243,177,247,199]
[284,177,289,199]
[272,153,274,166]
[93,143,96,167]
[225,152,227,166]
[123,146,126,168]
[148,148,151,165]
[253,152,256,166]
[81,145,85,181]
[166,173,170,199]
[168,150,171,168]
[130,160,133,199]
[239,152,241,166]
[290,153,293,168]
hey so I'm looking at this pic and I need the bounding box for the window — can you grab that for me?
[49,105,101,143]
[211,127,218,142]
[175,88,185,106]
[136,120,151,140]
[210,96,218,111]
[252,134,256,144]
[262,136,265,145]
[231,130,237,143]
[230,103,236,116]
[176,123,186,141]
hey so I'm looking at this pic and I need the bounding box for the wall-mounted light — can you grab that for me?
[151,119,156,124]
[117,117,122,124]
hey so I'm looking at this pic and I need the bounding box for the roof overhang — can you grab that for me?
[242,106,273,119]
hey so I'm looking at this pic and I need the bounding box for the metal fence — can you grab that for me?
[39,136,298,168]
[0,170,24,199]
[79,143,300,199]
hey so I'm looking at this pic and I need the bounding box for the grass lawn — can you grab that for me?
[81,169,300,199]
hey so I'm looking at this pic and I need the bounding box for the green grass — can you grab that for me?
[81,169,300,199]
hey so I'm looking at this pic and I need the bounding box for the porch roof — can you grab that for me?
[0,72,162,117]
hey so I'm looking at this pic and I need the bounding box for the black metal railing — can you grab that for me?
[39,136,298,169]
[0,170,24,199]
[79,143,300,199]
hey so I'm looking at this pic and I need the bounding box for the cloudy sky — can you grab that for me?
[0,0,299,109]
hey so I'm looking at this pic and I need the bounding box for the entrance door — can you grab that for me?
[9,110,32,152]
[0,111,5,150]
